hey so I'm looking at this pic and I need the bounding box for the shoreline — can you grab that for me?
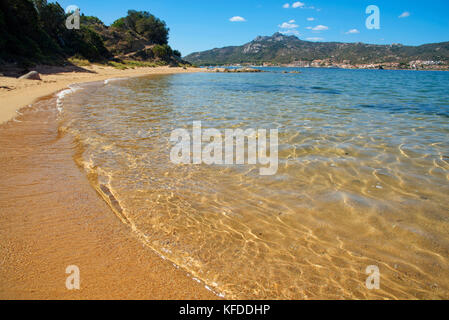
[0,65,204,124]
[206,65,449,71]
[0,66,218,299]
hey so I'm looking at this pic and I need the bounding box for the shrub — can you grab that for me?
[152,44,172,60]
[111,17,126,29]
[112,10,169,45]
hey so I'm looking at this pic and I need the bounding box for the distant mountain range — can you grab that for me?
[184,33,449,70]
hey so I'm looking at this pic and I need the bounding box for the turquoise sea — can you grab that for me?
[59,68,449,299]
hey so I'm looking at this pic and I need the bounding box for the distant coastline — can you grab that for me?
[207,62,449,71]
[185,33,449,71]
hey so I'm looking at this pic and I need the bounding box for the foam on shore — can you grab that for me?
[104,77,130,85]
[56,85,82,113]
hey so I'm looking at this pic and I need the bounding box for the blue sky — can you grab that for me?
[54,0,449,56]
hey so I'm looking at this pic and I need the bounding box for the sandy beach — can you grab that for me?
[0,65,217,299]
[0,65,203,124]
[1,64,448,300]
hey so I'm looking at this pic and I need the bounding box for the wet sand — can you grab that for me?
[0,67,216,300]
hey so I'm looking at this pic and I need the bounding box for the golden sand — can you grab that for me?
[2,65,447,300]
[53,72,449,299]
[0,66,216,299]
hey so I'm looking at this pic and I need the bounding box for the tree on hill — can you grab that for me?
[0,0,113,64]
[152,44,172,60]
[111,10,169,45]
[80,15,105,26]
[0,0,58,63]
[33,0,65,39]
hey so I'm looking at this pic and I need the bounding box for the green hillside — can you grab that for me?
[184,32,449,68]
[0,0,185,67]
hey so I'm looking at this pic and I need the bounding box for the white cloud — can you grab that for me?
[306,37,324,41]
[289,19,296,23]
[307,17,315,21]
[229,16,246,22]
[311,25,328,31]
[279,22,299,29]
[399,12,410,18]
[292,1,305,8]
[280,29,300,36]
[346,29,360,34]
[284,2,318,10]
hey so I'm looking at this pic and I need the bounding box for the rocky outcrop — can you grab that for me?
[208,67,263,73]
[18,71,41,80]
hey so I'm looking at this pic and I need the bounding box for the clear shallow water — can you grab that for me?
[59,68,449,299]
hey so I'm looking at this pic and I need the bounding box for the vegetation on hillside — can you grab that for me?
[0,0,186,68]
[184,32,449,68]
[111,10,169,45]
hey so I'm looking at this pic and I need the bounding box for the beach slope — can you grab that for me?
[0,65,216,299]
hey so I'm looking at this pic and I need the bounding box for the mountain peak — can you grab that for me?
[253,32,299,43]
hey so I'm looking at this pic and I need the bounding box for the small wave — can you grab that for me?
[56,85,82,113]
[104,77,129,85]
